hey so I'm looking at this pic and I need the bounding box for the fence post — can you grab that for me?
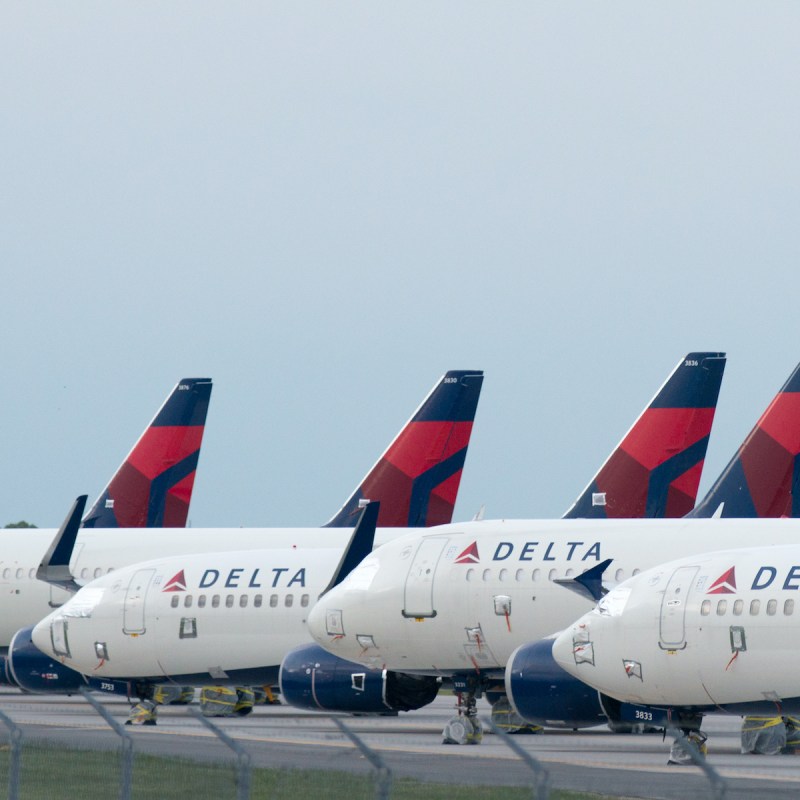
[79,687,133,800]
[331,716,393,800]
[0,708,22,800]
[484,716,549,800]
[188,706,251,800]
[667,726,727,800]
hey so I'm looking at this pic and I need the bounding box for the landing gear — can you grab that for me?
[199,686,255,717]
[667,713,706,765]
[442,678,483,745]
[490,694,542,735]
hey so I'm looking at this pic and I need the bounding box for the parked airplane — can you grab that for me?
[24,353,727,716]
[548,542,800,759]
[503,361,800,734]
[2,370,483,691]
[550,544,800,715]
[298,360,800,742]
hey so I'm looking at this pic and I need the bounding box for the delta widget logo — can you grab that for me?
[455,542,480,564]
[707,567,736,594]
[162,569,187,592]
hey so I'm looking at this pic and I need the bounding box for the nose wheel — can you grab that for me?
[442,685,483,744]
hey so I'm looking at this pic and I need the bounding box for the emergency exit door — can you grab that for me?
[123,568,155,635]
[659,565,699,650]
[402,537,448,618]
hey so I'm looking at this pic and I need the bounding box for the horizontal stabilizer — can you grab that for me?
[321,501,380,596]
[37,496,86,593]
[554,558,613,603]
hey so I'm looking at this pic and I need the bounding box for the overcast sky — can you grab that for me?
[3,4,799,529]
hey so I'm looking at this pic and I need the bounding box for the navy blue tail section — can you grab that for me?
[325,370,483,528]
[81,378,212,528]
[564,353,726,519]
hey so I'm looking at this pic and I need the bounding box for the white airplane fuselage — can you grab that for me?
[551,544,800,708]
[32,546,342,682]
[305,518,800,678]
[0,525,410,651]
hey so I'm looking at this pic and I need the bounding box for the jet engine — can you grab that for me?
[6,626,86,693]
[505,638,608,729]
[279,643,439,714]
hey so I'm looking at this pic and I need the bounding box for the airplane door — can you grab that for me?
[659,566,699,650]
[402,536,448,618]
[123,568,156,635]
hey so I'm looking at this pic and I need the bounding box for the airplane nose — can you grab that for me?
[306,599,326,645]
[31,617,54,657]
[551,626,579,675]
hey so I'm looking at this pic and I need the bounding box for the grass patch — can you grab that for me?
[0,741,611,799]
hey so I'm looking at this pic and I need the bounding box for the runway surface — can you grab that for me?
[3,688,800,798]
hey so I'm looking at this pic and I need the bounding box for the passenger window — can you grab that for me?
[184,595,193,608]
[80,568,89,579]
[632,569,641,576]
[499,569,509,582]
[716,600,727,616]
[2,569,9,580]
[733,599,743,616]
[532,569,540,582]
[212,595,220,608]
[614,569,625,582]
[225,595,234,608]
[15,568,23,579]
[466,568,475,582]
[482,569,491,582]
[515,569,524,582]
[198,595,206,608]
[565,569,574,578]
[254,594,263,608]
[171,595,179,608]
[767,599,777,616]
[700,600,711,616]
[270,594,278,608]
[750,599,760,615]
[301,594,309,607]
[28,568,35,579]
[240,595,248,608]
[548,569,558,581]
[785,599,795,616]
[94,568,102,579]
[285,594,293,608]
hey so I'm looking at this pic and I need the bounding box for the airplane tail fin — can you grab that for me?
[81,378,212,528]
[690,362,800,518]
[563,353,726,519]
[324,370,484,528]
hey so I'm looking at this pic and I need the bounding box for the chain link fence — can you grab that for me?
[0,693,730,800]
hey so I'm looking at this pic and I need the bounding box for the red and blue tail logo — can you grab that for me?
[82,378,212,529]
[690,362,800,518]
[563,353,725,519]
[325,371,484,528]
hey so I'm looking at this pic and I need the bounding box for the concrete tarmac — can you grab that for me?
[3,689,800,798]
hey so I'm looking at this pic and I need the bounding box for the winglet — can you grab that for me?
[324,370,484,528]
[554,558,613,603]
[320,501,380,596]
[563,353,726,519]
[37,496,86,593]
